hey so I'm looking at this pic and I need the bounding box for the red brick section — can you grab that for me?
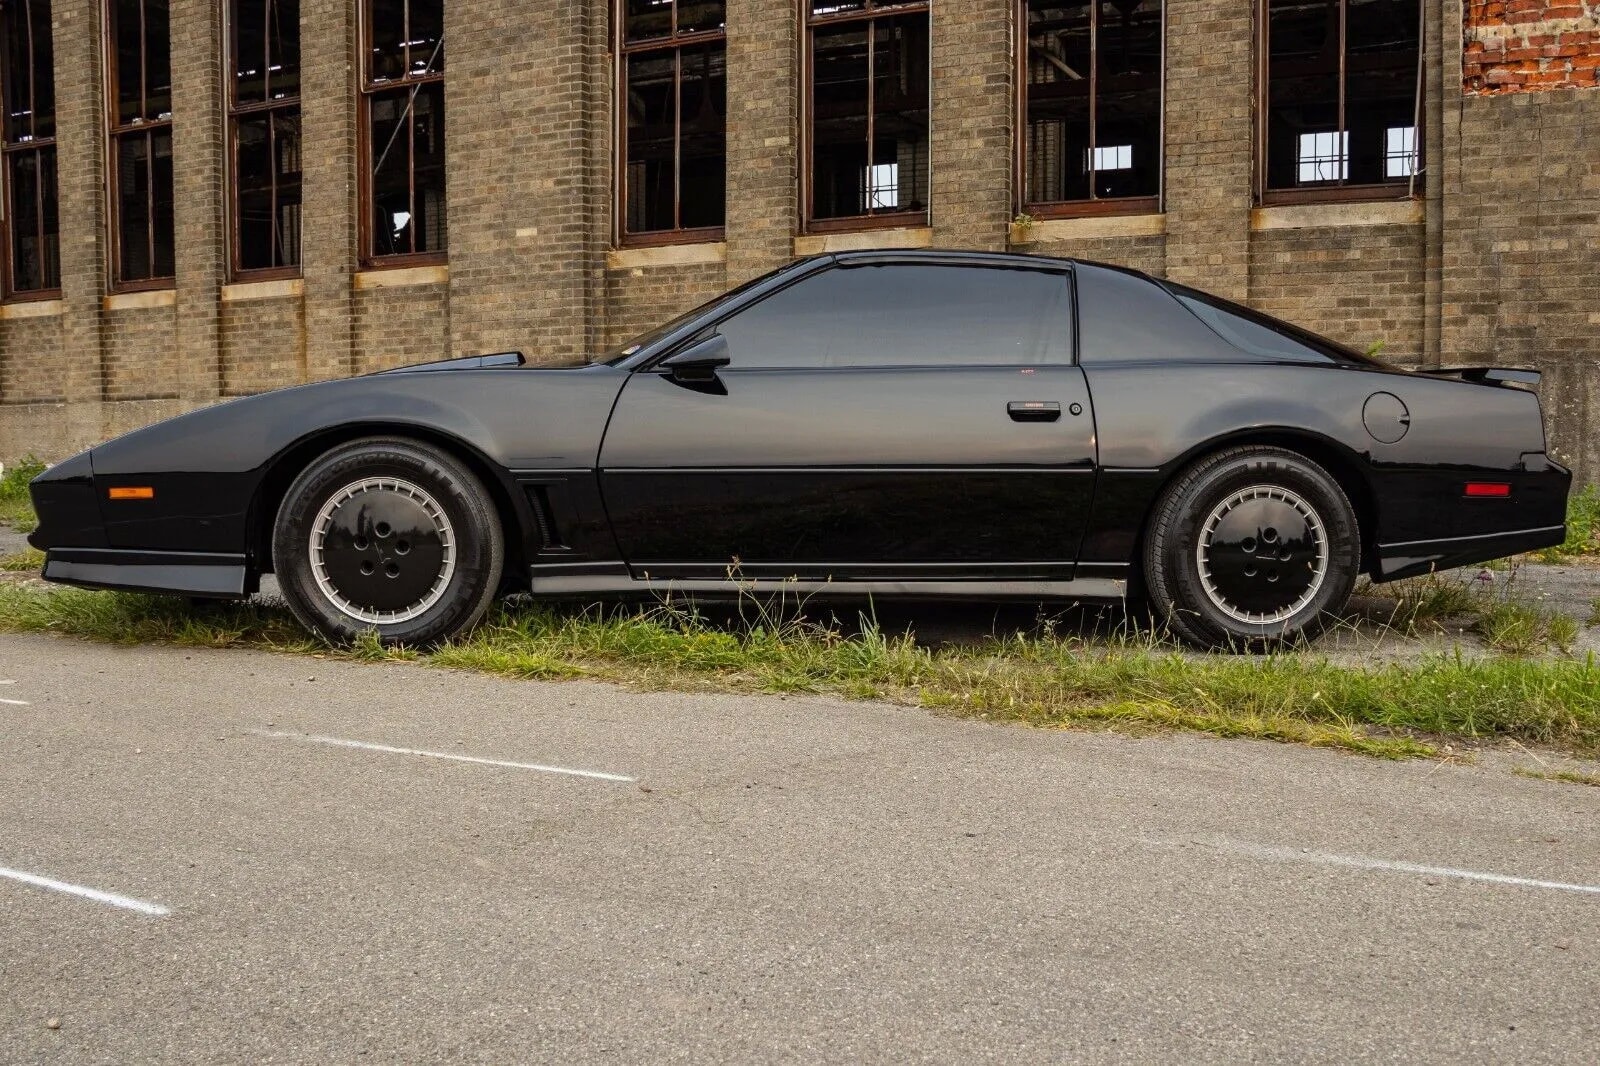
[1464,1,1600,93]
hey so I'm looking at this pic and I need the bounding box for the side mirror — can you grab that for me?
[661,334,731,384]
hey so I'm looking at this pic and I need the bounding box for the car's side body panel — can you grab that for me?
[598,365,1097,580]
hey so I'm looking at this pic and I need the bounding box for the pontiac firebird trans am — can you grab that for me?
[28,251,1571,649]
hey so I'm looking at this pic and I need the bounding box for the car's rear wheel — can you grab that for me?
[1142,446,1359,649]
[273,438,503,646]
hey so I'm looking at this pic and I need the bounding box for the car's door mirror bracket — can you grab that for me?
[660,335,731,388]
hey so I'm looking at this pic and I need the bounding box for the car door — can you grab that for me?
[596,259,1098,581]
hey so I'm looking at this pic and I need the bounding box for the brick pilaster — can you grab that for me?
[724,0,799,283]
[300,0,358,382]
[929,0,1011,250]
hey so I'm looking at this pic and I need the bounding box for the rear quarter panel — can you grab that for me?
[1084,361,1559,562]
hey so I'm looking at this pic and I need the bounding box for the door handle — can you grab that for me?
[1007,401,1062,423]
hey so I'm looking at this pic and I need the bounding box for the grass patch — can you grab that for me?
[0,547,43,572]
[1359,574,1480,632]
[1511,767,1600,788]
[1536,484,1600,563]
[2,583,1599,760]
[1478,601,1579,656]
[0,456,43,533]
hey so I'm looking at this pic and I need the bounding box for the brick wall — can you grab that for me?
[1465,1,1600,92]
[352,283,451,375]
[1442,87,1600,475]
[1250,224,1428,365]
[0,317,67,402]
[603,261,727,350]
[222,298,306,396]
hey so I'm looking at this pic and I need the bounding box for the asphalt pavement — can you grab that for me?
[0,632,1596,1063]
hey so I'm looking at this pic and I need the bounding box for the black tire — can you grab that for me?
[1142,446,1359,650]
[272,438,504,647]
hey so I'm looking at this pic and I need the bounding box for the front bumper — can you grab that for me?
[41,548,254,599]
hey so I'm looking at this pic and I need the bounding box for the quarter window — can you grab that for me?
[1,0,59,297]
[361,0,446,263]
[106,0,175,287]
[228,0,302,277]
[713,264,1072,369]
[617,1,726,243]
[1261,0,1422,200]
[1021,1,1163,216]
[805,0,930,229]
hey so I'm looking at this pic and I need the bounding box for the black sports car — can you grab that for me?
[28,250,1570,648]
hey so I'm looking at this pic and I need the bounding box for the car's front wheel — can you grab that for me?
[1143,446,1359,649]
[273,438,504,646]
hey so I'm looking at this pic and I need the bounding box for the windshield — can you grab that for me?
[598,260,810,365]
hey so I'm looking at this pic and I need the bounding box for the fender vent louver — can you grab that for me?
[525,486,562,550]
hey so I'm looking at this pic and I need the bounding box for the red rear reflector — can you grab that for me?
[107,486,154,501]
[1464,482,1511,498]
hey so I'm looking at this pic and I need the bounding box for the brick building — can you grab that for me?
[0,1,1596,481]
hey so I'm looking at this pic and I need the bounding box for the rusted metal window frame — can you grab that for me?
[613,1,728,248]
[357,0,447,268]
[1,0,61,301]
[225,0,302,282]
[1256,0,1423,206]
[801,0,932,235]
[1015,0,1163,221]
[104,0,176,293]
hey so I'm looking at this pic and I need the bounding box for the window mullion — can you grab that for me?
[1337,0,1347,186]
[144,130,156,274]
[865,17,876,210]
[672,48,683,231]
[1088,2,1099,201]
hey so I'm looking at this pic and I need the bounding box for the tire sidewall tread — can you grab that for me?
[1143,446,1359,649]
[272,437,504,646]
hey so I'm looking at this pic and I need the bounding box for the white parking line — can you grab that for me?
[0,697,29,706]
[0,865,171,917]
[1193,837,1600,896]
[251,730,637,783]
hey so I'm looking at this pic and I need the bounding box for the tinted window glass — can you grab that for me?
[713,264,1072,369]
[1165,283,1374,365]
[1074,264,1235,364]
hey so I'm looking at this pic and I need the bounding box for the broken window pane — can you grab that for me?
[1024,1,1160,208]
[368,81,447,257]
[1265,0,1421,193]
[809,8,928,222]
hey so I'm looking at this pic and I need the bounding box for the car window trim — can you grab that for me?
[644,259,1080,373]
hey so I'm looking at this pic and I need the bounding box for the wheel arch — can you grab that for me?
[1135,428,1377,578]
[247,422,535,583]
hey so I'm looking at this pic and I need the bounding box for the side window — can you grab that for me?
[1074,264,1237,364]
[1165,283,1367,365]
[713,265,1072,369]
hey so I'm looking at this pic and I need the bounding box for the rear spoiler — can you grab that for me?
[1416,366,1541,387]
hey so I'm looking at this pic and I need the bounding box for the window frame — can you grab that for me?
[613,1,727,249]
[1,0,61,301]
[224,0,302,282]
[801,0,932,235]
[1014,0,1164,221]
[357,0,447,269]
[103,0,176,293]
[1255,0,1424,206]
[688,259,1078,371]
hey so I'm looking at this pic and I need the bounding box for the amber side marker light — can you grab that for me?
[107,487,155,501]
[1464,482,1512,498]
